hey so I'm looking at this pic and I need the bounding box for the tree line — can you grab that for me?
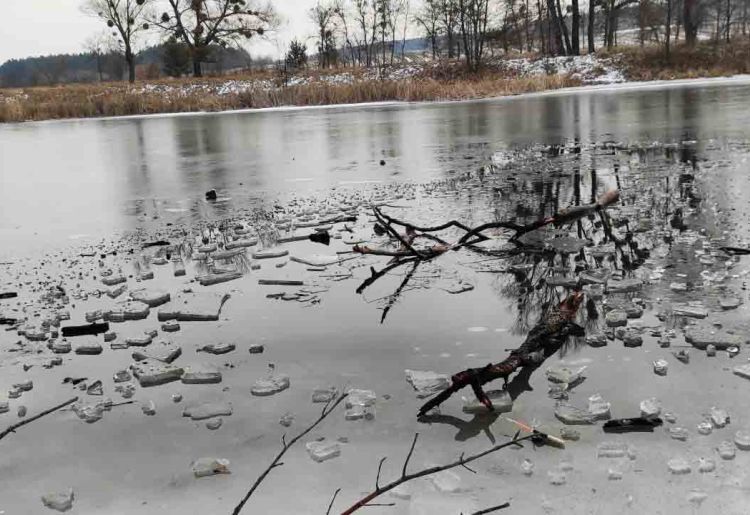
[4,0,750,87]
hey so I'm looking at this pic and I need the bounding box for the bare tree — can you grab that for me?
[152,0,277,77]
[683,0,707,45]
[458,0,491,70]
[588,0,596,52]
[571,0,581,53]
[415,0,442,57]
[82,0,151,83]
[83,31,114,81]
[310,1,338,68]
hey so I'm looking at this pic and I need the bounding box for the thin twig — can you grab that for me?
[401,433,419,478]
[340,433,534,515]
[326,488,341,515]
[231,393,348,515]
[375,457,387,490]
[0,397,78,442]
[470,502,511,514]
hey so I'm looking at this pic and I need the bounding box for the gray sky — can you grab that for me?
[0,0,318,65]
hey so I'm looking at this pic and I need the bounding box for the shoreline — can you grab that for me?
[3,73,750,127]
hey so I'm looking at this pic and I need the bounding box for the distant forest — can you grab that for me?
[0,44,263,88]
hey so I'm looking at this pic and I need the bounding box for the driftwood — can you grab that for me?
[337,432,535,514]
[232,393,348,515]
[0,397,78,442]
[356,190,620,260]
[418,292,585,417]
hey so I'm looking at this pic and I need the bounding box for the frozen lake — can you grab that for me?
[2,79,750,514]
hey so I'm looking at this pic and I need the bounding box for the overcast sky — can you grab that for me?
[0,0,320,65]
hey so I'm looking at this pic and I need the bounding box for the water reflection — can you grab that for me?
[2,81,750,252]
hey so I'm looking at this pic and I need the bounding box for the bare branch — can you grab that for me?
[326,488,341,515]
[231,392,348,515]
[0,397,78,442]
[375,457,387,490]
[401,433,418,478]
[470,502,511,515]
[340,434,535,515]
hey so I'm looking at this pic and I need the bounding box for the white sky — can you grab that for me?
[0,0,320,65]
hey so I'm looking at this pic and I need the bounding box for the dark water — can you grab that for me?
[2,79,750,255]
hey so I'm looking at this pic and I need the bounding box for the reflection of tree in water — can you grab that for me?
[360,140,702,363]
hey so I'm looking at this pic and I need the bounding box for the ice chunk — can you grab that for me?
[191,458,230,478]
[405,369,450,398]
[251,375,290,396]
[183,402,233,421]
[546,365,585,385]
[588,394,611,420]
[41,489,74,512]
[130,359,184,387]
[312,386,339,403]
[640,397,662,418]
[653,359,668,376]
[698,457,715,473]
[198,343,235,355]
[734,430,750,450]
[463,390,513,414]
[306,441,341,463]
[605,310,628,327]
[430,470,465,493]
[554,403,596,425]
[157,292,231,322]
[667,457,691,474]
[547,468,566,485]
[131,341,182,363]
[182,364,222,384]
[710,407,730,428]
[130,289,171,307]
[668,427,689,441]
[718,440,736,459]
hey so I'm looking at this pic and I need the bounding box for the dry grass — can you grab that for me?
[0,73,579,124]
[602,40,750,81]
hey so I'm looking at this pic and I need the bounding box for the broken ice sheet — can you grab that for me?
[405,369,450,398]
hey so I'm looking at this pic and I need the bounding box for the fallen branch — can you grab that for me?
[232,393,348,515]
[418,292,585,416]
[0,397,78,442]
[338,432,534,515]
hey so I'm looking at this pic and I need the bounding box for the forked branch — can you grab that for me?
[337,432,535,514]
[232,393,348,515]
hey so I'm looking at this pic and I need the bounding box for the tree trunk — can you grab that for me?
[126,48,136,83]
[666,0,673,59]
[557,0,573,53]
[571,0,581,54]
[193,56,203,78]
[683,0,699,46]
[588,0,596,52]
[546,0,565,54]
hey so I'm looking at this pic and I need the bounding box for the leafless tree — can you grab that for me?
[415,0,442,57]
[310,1,338,68]
[82,0,152,83]
[458,0,491,70]
[83,31,114,81]
[151,0,277,77]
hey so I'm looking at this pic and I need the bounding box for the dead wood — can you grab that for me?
[0,397,78,442]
